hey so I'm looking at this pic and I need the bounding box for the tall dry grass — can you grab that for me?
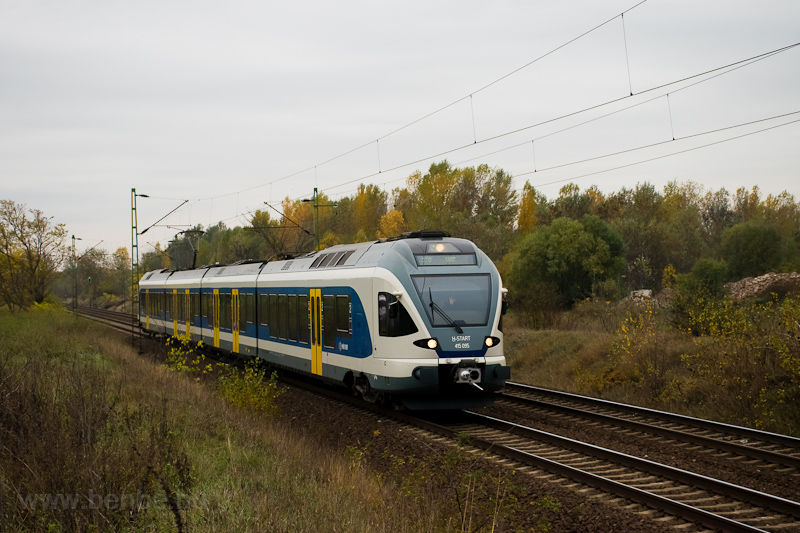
[2,308,533,532]
[505,295,800,436]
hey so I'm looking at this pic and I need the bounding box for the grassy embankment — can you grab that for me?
[1,307,536,532]
[505,297,800,436]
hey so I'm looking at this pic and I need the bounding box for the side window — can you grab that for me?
[259,294,269,327]
[298,295,309,344]
[278,294,288,340]
[192,293,200,323]
[222,294,231,330]
[322,295,336,348]
[378,292,418,337]
[238,293,247,333]
[269,294,278,338]
[335,295,351,338]
[246,294,255,326]
[288,295,298,342]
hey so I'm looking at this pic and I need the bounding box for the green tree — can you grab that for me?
[721,221,783,279]
[509,215,625,305]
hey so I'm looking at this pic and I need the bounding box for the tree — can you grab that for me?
[0,200,68,310]
[509,215,626,306]
[721,221,783,279]
[352,183,388,239]
[377,209,407,239]
[516,181,541,234]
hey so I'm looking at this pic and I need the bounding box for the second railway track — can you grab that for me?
[496,382,800,471]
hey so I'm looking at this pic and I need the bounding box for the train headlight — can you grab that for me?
[484,336,500,348]
[413,338,439,350]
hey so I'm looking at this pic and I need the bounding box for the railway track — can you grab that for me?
[417,409,800,532]
[72,306,139,335]
[497,382,800,472]
[77,310,800,531]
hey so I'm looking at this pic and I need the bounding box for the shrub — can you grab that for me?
[216,360,283,415]
[681,296,800,433]
[677,258,728,297]
[164,333,211,379]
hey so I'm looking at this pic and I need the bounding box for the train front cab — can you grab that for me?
[365,238,511,409]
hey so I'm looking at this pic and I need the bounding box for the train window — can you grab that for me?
[245,293,255,325]
[259,294,269,327]
[322,295,336,348]
[412,274,491,327]
[238,293,247,333]
[329,251,345,266]
[278,294,288,340]
[287,295,298,342]
[221,294,231,330]
[378,292,418,337]
[201,293,209,320]
[269,294,278,338]
[335,250,354,266]
[336,295,351,337]
[298,295,309,344]
[192,293,200,322]
[178,293,184,322]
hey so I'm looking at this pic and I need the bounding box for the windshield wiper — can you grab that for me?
[428,287,463,334]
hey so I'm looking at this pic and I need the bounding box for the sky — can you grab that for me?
[1,0,799,258]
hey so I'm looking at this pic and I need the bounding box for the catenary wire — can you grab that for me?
[522,117,800,189]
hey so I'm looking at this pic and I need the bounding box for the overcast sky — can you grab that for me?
[1,0,798,257]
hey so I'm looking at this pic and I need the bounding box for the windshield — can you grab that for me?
[412,274,491,328]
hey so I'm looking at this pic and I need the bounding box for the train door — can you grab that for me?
[172,289,178,336]
[145,290,150,330]
[310,289,322,375]
[185,289,191,336]
[232,289,240,353]
[213,289,220,348]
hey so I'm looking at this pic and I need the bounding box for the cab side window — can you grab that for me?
[378,293,418,337]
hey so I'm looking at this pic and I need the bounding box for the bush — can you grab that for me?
[676,258,728,297]
[680,296,800,433]
[216,360,283,415]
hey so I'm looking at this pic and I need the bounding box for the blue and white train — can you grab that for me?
[138,231,510,409]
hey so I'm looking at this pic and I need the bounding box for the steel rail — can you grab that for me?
[496,390,800,470]
[411,412,774,533]
[461,411,800,523]
[503,382,800,451]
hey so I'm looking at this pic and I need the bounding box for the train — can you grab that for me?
[138,230,510,409]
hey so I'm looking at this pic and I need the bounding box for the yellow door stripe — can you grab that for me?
[311,288,322,375]
[213,289,219,348]
[232,289,239,353]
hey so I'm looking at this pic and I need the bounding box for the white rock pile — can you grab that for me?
[724,272,800,301]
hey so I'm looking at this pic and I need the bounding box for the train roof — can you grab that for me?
[138,231,485,283]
